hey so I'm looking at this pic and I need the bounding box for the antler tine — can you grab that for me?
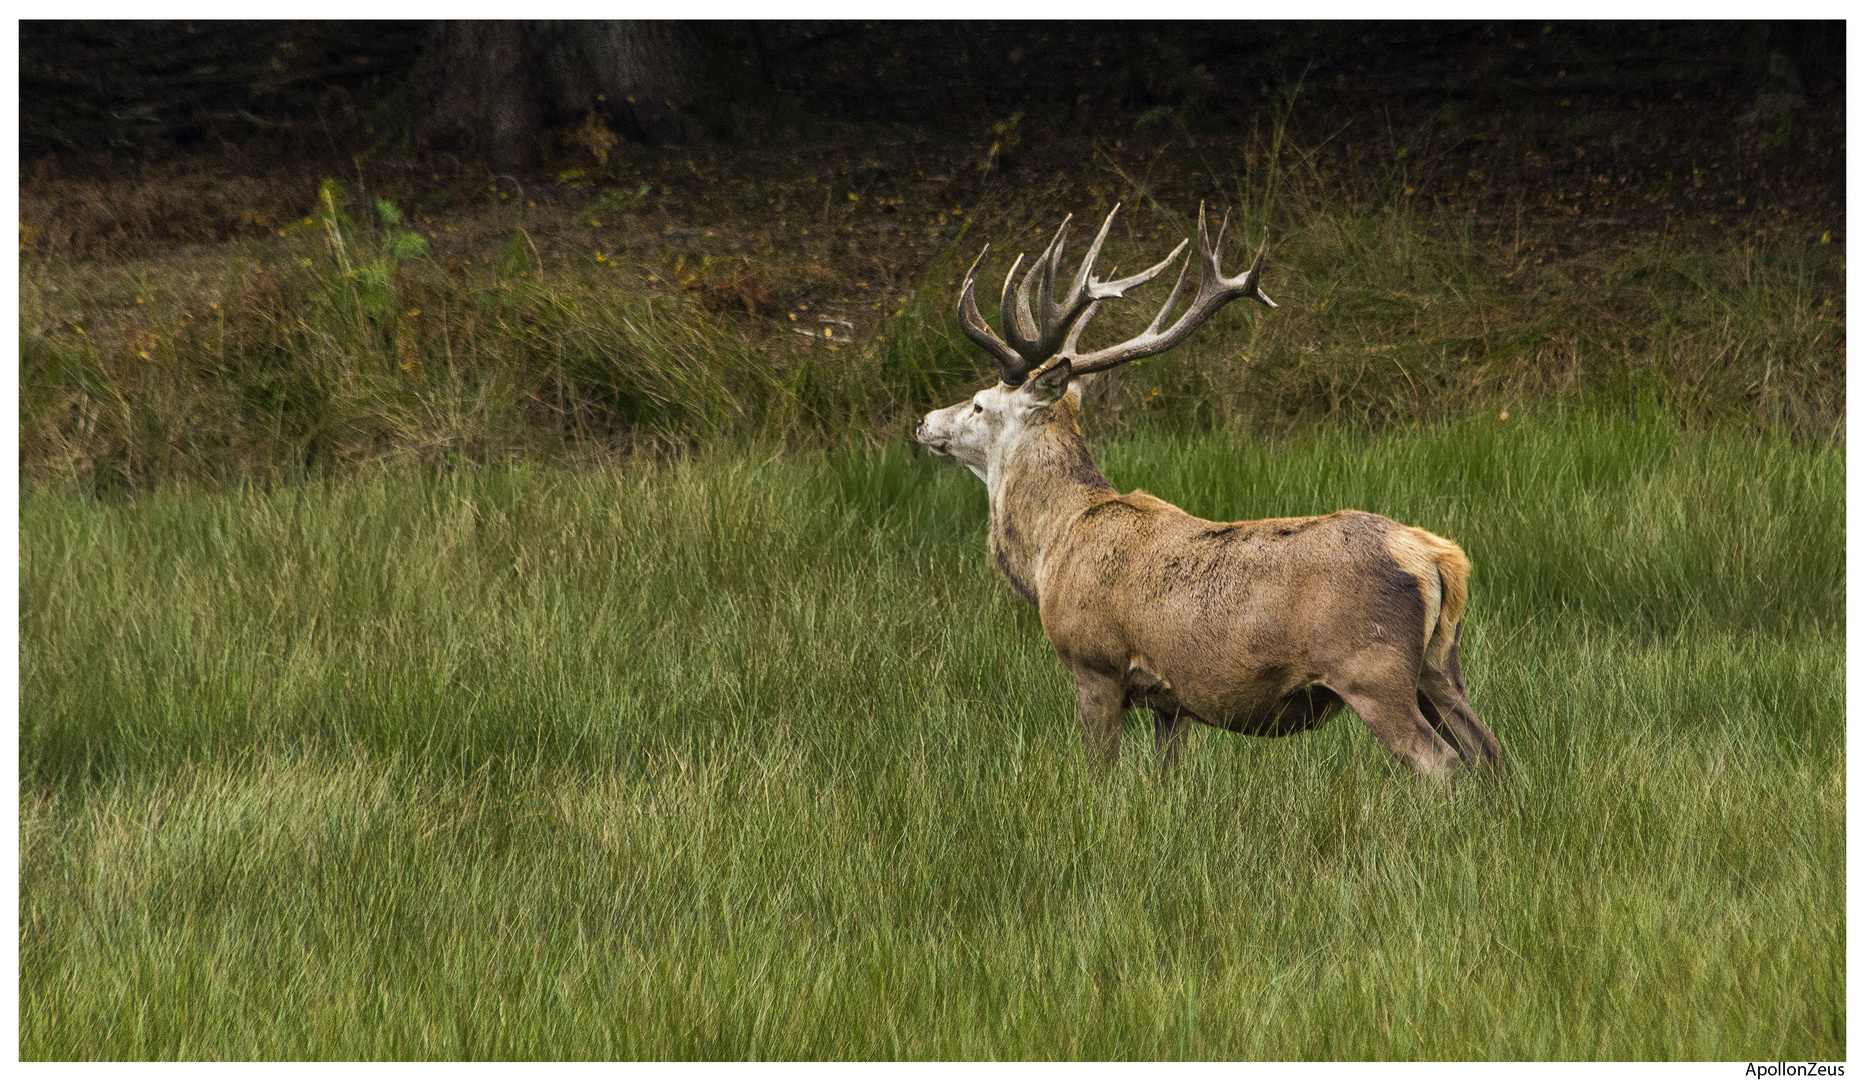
[1240,232,1276,308]
[1060,298,1101,358]
[1065,206,1119,307]
[1031,206,1120,360]
[1091,239,1188,300]
[1003,214,1079,357]
[1067,202,1277,377]
[964,243,990,279]
[1034,214,1071,343]
[956,245,1027,376]
[998,253,1023,330]
[1141,243,1194,338]
[998,253,1036,348]
[1204,204,1229,265]
[954,205,1274,387]
[1008,251,1045,353]
[1016,205,1170,363]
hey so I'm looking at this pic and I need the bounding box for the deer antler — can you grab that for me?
[1063,202,1275,377]
[955,204,1187,387]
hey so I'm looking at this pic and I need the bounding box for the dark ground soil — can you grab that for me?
[21,21,1845,349]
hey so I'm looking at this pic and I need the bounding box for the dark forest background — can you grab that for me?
[20,21,1845,160]
[18,21,1847,489]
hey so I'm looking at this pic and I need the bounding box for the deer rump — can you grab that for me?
[1035,500,1463,739]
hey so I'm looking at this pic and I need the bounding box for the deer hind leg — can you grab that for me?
[1415,691,1462,756]
[1332,680,1461,780]
[1418,636,1504,772]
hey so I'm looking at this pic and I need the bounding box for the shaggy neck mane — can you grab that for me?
[985,401,1112,604]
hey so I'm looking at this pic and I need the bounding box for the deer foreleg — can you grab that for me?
[1073,669,1125,768]
[1153,709,1190,771]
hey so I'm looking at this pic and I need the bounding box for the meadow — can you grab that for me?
[19,411,1843,1059]
[18,75,1846,1057]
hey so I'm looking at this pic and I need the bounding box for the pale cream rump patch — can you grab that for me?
[1382,526,1472,667]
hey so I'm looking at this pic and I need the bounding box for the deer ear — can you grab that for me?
[1024,359,1074,404]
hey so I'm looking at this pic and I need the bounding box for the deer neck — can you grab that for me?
[984,420,1112,605]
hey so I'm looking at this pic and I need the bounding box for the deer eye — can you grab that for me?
[972,403,983,414]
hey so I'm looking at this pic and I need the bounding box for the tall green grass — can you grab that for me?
[20,412,1843,1058]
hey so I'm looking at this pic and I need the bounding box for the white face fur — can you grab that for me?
[914,364,1075,481]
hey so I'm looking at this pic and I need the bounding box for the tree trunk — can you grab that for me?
[416,21,703,168]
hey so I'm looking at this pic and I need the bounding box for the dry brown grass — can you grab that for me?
[19,111,1845,492]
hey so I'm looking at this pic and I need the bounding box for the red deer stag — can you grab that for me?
[915,205,1503,779]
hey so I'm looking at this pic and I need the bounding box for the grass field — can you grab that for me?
[18,408,1843,1059]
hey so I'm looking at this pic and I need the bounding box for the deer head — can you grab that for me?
[916,203,1275,477]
